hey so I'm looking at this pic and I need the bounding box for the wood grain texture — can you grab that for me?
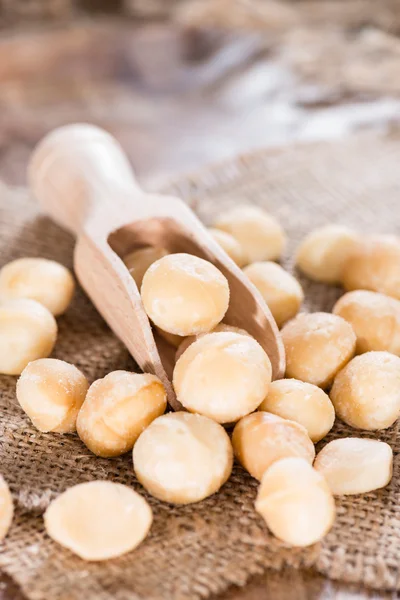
[29,123,284,403]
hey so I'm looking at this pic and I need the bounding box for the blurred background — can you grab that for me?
[1,0,400,189]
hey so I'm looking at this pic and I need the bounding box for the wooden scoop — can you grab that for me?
[29,124,285,409]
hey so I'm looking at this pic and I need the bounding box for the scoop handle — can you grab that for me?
[29,124,140,235]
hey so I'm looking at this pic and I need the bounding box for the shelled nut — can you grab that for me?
[232,411,315,480]
[44,481,152,561]
[314,438,393,495]
[17,358,88,433]
[259,379,335,442]
[77,371,167,457]
[141,253,230,336]
[0,299,57,375]
[281,312,356,388]
[330,351,400,430]
[255,457,335,547]
[213,205,286,264]
[174,332,271,423]
[133,412,233,504]
[244,261,303,328]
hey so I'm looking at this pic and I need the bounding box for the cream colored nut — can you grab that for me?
[0,257,75,316]
[0,475,13,541]
[232,412,315,480]
[0,299,57,375]
[17,358,88,433]
[141,253,230,336]
[175,323,250,361]
[244,262,303,328]
[330,351,400,430]
[281,312,356,388]
[333,290,400,355]
[44,481,152,561]
[314,438,393,495]
[123,246,168,288]
[133,412,233,504]
[295,225,359,284]
[342,235,400,299]
[174,332,271,423]
[208,228,246,267]
[154,327,184,349]
[213,205,286,264]
[255,457,335,547]
[259,379,335,443]
[77,371,167,458]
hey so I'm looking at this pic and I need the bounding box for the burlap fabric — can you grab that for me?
[1,131,400,599]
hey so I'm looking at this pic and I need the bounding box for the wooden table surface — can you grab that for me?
[1,14,399,600]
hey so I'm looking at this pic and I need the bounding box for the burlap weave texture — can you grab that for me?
[1,132,400,599]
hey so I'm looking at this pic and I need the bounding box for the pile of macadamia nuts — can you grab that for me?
[0,205,399,561]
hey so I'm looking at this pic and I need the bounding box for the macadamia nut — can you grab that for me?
[0,475,13,541]
[232,412,315,480]
[208,228,246,267]
[259,379,335,442]
[333,290,400,355]
[330,351,400,430]
[213,205,286,264]
[44,481,152,560]
[314,438,393,495]
[174,332,271,423]
[175,323,250,361]
[123,247,168,288]
[141,253,230,336]
[244,262,303,328]
[255,457,335,547]
[17,358,88,433]
[281,312,356,388]
[133,412,233,504]
[295,225,358,284]
[0,299,57,375]
[77,371,167,457]
[342,236,400,299]
[154,327,184,349]
[0,257,75,316]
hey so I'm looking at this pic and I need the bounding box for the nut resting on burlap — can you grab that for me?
[1,131,400,599]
